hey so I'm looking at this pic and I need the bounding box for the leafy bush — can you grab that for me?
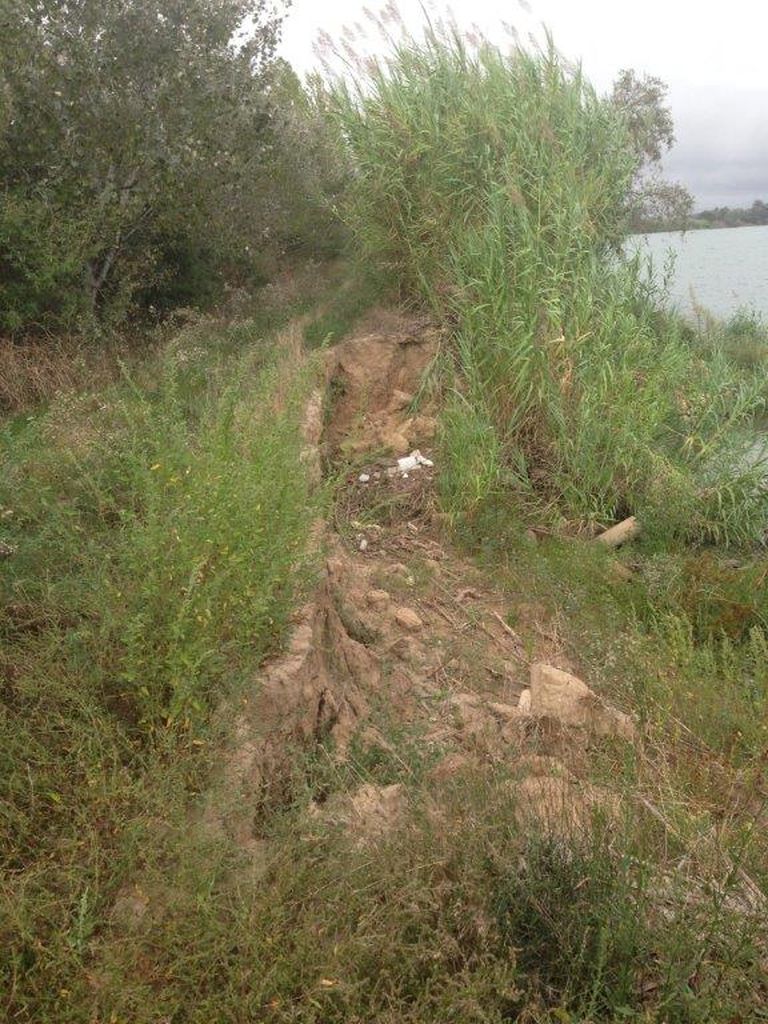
[0,3,344,333]
[0,188,90,330]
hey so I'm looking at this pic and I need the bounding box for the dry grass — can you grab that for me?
[0,259,345,416]
[0,334,131,413]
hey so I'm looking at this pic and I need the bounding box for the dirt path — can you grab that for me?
[203,311,636,850]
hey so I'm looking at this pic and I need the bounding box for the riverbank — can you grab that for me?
[4,24,768,1022]
[2,271,767,1021]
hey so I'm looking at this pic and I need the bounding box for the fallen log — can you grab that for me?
[596,515,640,549]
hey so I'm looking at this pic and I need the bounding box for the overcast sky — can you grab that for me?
[279,0,768,210]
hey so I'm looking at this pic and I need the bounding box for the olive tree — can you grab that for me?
[0,0,290,329]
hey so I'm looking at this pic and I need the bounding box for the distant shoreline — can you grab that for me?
[637,199,768,235]
[636,220,768,236]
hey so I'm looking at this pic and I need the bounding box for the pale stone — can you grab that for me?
[529,663,635,740]
[394,606,423,631]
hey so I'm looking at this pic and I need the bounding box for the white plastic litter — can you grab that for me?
[359,537,369,552]
[396,450,434,475]
[358,473,371,483]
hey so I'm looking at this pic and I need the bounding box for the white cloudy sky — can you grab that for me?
[279,0,768,210]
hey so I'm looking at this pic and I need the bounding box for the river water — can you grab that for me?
[630,223,768,321]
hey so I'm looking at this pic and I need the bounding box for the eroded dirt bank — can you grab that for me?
[202,310,640,850]
[99,310,765,1024]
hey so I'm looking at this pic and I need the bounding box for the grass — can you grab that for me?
[0,332,138,414]
[0,300,323,1020]
[469,524,768,877]
[303,268,389,349]
[696,306,768,371]
[97,770,767,1023]
[3,276,767,1021]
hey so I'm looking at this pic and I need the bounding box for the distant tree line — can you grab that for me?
[692,199,768,229]
[633,197,768,234]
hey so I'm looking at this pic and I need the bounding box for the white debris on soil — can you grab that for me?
[358,473,371,483]
[396,449,434,474]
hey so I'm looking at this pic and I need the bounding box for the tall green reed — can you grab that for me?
[328,28,768,543]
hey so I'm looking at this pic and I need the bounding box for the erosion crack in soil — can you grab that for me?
[203,311,640,850]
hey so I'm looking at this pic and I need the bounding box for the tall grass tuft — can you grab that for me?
[327,28,768,543]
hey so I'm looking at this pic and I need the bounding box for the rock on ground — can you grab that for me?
[394,606,423,631]
[529,662,635,741]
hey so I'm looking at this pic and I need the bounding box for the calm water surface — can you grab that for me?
[630,223,768,320]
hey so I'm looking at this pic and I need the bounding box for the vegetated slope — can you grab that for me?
[3,25,768,1024]
[39,306,761,1023]
[0,277,328,1020]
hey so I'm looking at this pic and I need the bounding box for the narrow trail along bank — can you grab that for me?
[204,311,639,851]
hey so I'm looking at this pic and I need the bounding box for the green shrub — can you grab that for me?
[0,6,346,334]
[0,188,90,330]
